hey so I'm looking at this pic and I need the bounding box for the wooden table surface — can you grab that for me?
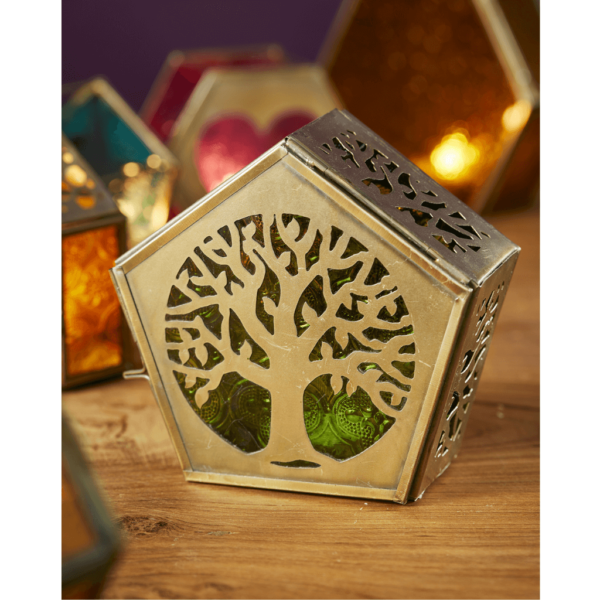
[63,208,540,600]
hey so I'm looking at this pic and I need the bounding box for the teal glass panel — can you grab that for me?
[62,96,150,176]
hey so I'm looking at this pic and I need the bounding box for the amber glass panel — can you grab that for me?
[62,226,123,376]
[62,465,96,559]
[329,0,520,205]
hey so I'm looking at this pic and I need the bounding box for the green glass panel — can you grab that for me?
[167,285,192,308]
[303,374,395,460]
[192,372,271,454]
[165,328,183,343]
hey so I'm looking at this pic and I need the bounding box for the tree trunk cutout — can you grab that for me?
[164,213,416,463]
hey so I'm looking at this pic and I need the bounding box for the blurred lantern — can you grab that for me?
[168,65,341,214]
[140,44,286,143]
[321,0,539,213]
[62,415,120,599]
[62,135,133,389]
[63,78,179,247]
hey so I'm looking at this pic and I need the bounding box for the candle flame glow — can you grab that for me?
[430,132,480,181]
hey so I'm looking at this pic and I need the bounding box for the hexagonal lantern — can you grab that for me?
[111,110,519,503]
[63,78,179,248]
[167,65,341,215]
[321,0,539,214]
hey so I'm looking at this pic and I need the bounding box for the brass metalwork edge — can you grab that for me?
[394,293,468,503]
[183,470,397,502]
[115,145,287,273]
[110,267,193,472]
[285,137,471,288]
[408,249,520,499]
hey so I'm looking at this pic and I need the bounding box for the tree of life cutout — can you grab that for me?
[164,213,416,463]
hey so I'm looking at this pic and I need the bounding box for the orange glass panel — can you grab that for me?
[62,466,96,559]
[328,0,521,205]
[62,226,122,376]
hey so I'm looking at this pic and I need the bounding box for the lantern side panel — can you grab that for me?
[289,109,517,285]
[63,81,177,247]
[124,155,468,498]
[409,250,519,499]
[62,226,123,377]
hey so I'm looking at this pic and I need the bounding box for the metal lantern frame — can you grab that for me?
[111,110,519,503]
[61,135,132,389]
[139,44,287,142]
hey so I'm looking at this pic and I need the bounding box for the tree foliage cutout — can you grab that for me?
[434,282,504,460]
[165,213,416,461]
[321,130,491,254]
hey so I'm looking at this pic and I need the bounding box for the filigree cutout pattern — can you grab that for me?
[321,130,490,254]
[434,282,505,460]
[165,213,416,458]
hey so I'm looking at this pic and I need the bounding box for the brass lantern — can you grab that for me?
[62,136,133,389]
[167,65,341,215]
[111,110,519,503]
[321,0,539,213]
[62,78,179,247]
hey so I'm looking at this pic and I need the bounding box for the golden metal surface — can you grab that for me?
[409,250,519,499]
[168,65,341,212]
[112,110,519,502]
[114,149,470,502]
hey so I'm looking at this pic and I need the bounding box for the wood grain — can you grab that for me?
[63,209,539,600]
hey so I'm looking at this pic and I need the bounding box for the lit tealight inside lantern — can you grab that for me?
[324,0,539,212]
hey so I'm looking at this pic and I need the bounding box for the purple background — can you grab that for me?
[62,0,344,111]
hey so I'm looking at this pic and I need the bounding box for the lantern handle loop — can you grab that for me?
[123,367,149,381]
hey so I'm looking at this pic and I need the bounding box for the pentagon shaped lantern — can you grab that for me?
[140,44,286,142]
[111,110,519,503]
[167,65,341,215]
[63,78,179,248]
[62,135,134,389]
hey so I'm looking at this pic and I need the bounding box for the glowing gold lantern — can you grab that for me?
[62,136,133,389]
[111,110,519,503]
[322,0,539,212]
[63,78,179,247]
[168,65,341,215]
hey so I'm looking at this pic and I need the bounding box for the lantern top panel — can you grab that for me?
[288,110,519,285]
[62,78,178,178]
[61,135,121,226]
